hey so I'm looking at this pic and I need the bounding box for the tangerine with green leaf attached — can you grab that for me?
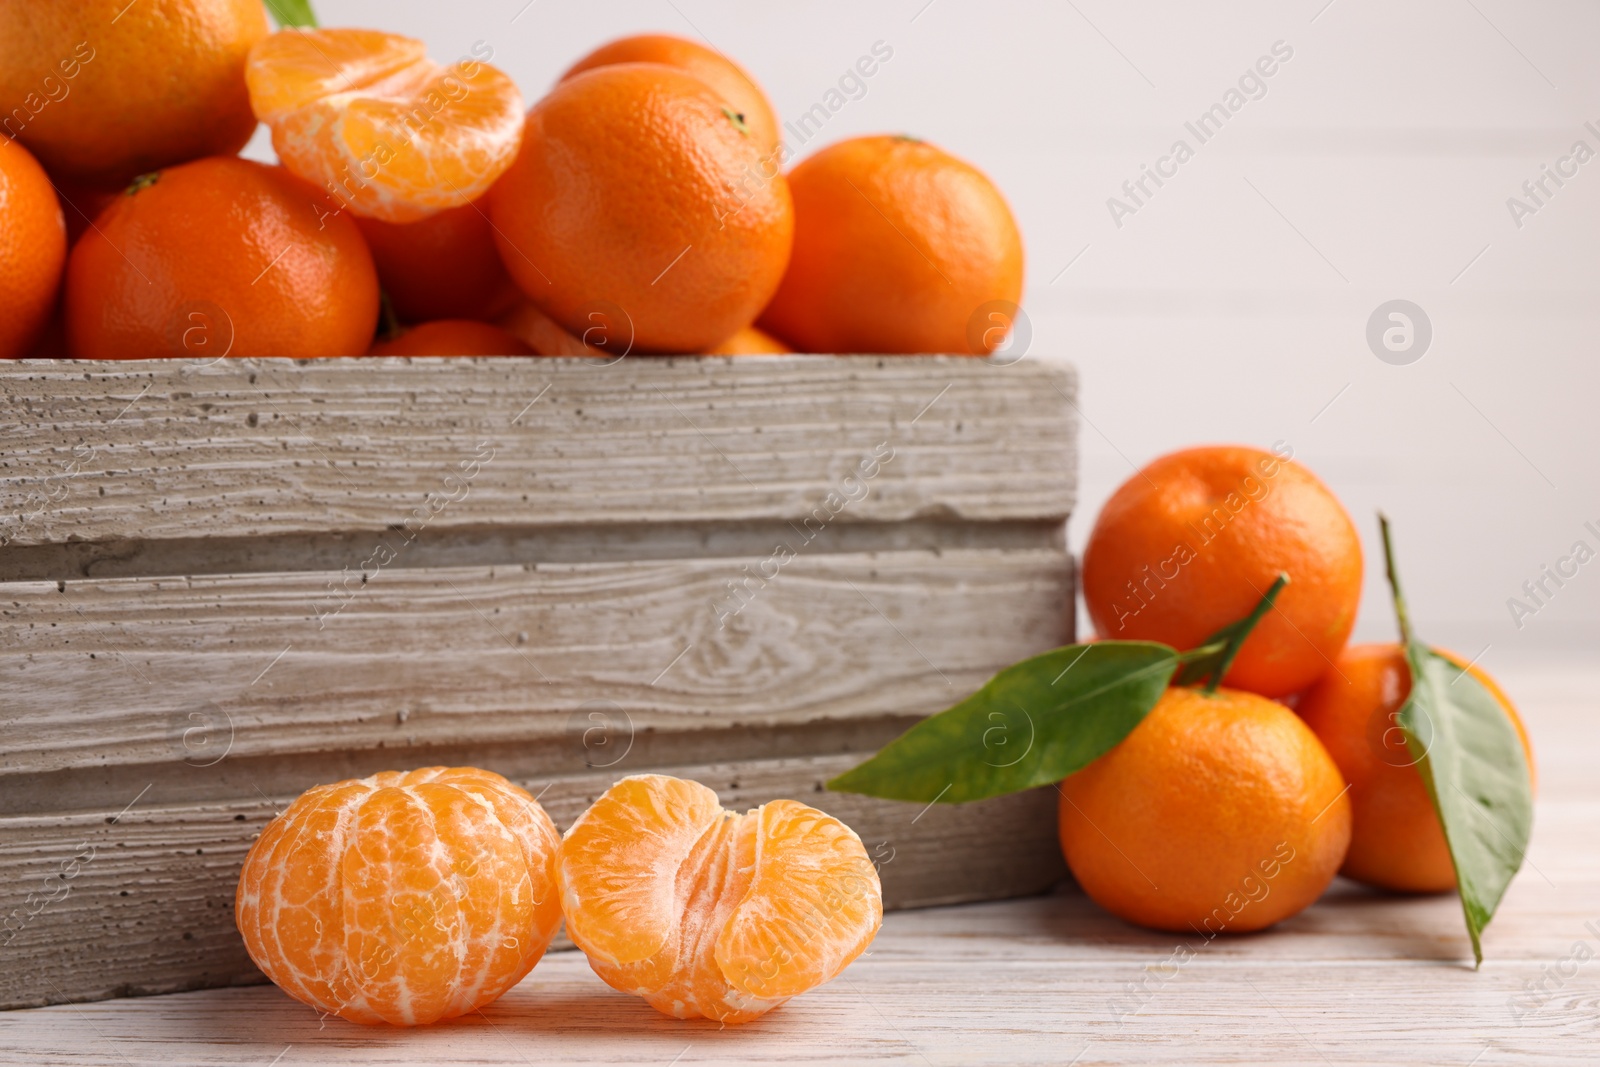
[1059,685,1351,934]
[235,766,562,1026]
[558,774,881,1023]
[1296,643,1535,893]
[1082,445,1363,698]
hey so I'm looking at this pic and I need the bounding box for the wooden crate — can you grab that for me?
[0,355,1077,1009]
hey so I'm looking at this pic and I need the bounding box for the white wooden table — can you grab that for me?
[3,653,1594,1066]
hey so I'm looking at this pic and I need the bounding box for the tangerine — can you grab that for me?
[758,135,1024,354]
[1296,643,1535,893]
[235,766,562,1026]
[706,325,793,355]
[0,0,268,187]
[1059,686,1352,934]
[490,63,793,354]
[355,201,521,324]
[496,300,625,359]
[560,34,781,159]
[1082,445,1363,698]
[558,775,881,1023]
[369,320,533,357]
[246,28,524,223]
[0,138,67,359]
[64,156,378,359]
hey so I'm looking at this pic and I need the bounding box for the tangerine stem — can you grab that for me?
[1202,572,1289,695]
[1378,512,1416,648]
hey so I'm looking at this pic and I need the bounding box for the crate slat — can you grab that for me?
[0,356,1076,568]
[0,549,1071,781]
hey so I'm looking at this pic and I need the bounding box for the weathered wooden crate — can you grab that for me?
[0,355,1076,1009]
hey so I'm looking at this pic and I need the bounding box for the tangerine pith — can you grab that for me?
[235,766,562,1026]
[558,775,882,1023]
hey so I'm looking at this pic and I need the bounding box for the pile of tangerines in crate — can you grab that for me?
[0,1,1022,361]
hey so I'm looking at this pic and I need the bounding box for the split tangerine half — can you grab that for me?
[246,29,524,223]
[235,767,562,1025]
[558,775,882,1023]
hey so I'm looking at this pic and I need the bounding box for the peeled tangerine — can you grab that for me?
[235,767,561,1025]
[559,775,882,1023]
[245,29,524,222]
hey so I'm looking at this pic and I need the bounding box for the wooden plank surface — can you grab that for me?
[0,549,1071,780]
[0,356,1077,571]
[1,654,1591,1064]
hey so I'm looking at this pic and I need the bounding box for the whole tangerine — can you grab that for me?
[65,156,378,359]
[705,324,793,355]
[369,320,533,357]
[355,202,521,325]
[0,138,67,359]
[490,63,793,354]
[1059,685,1352,934]
[758,135,1024,354]
[560,34,781,160]
[235,766,563,1026]
[0,0,268,187]
[1082,445,1363,698]
[1296,643,1535,893]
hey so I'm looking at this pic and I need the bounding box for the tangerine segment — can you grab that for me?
[558,775,882,1023]
[559,776,725,968]
[246,29,524,223]
[235,767,561,1026]
[717,800,882,1002]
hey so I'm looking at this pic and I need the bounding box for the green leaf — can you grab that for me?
[1381,514,1534,967]
[264,0,318,28]
[826,642,1180,804]
[1172,572,1289,690]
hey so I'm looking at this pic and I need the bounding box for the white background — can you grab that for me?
[254,0,1600,662]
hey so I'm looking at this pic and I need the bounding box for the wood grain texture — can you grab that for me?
[0,753,1066,1011]
[0,357,1077,566]
[0,549,1072,780]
